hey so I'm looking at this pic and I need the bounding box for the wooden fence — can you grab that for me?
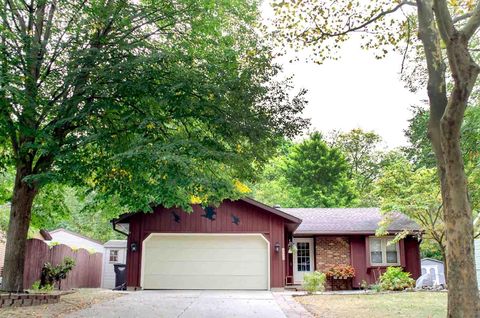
[23,239,103,290]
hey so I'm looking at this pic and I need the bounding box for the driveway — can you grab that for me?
[66,290,310,318]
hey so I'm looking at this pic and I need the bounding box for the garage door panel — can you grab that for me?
[144,260,267,276]
[142,234,268,290]
[145,236,266,249]
[144,247,266,262]
[144,274,266,290]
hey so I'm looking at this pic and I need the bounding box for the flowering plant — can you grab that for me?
[288,241,297,254]
[324,264,355,279]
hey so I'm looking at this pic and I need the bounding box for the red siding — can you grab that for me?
[350,236,368,287]
[404,236,421,279]
[125,200,289,289]
[341,235,421,288]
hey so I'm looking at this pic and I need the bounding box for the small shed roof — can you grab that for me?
[49,228,103,245]
[104,240,127,248]
[421,258,444,265]
[280,207,421,235]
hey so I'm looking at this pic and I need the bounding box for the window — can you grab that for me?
[296,242,311,272]
[109,249,119,262]
[369,237,400,266]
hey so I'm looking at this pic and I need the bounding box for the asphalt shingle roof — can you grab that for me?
[279,207,421,234]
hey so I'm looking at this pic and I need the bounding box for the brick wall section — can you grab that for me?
[0,294,60,307]
[315,236,352,290]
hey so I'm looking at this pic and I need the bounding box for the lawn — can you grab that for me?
[295,292,447,318]
[0,288,126,318]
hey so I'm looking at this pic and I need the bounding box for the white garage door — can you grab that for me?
[142,234,269,290]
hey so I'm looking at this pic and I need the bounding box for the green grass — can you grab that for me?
[295,292,447,318]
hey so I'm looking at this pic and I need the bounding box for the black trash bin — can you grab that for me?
[113,263,126,290]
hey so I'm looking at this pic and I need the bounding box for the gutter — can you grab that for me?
[111,219,129,236]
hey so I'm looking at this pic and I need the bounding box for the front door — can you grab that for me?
[293,237,314,284]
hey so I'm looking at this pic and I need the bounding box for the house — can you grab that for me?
[112,198,421,290]
[421,258,445,286]
[102,240,127,289]
[47,228,104,253]
[281,207,421,289]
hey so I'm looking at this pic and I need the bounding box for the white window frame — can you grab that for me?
[109,249,119,263]
[369,237,400,266]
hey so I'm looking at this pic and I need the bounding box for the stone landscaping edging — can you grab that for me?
[0,292,71,308]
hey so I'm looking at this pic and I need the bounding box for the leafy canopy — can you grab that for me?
[252,133,357,208]
[0,0,308,213]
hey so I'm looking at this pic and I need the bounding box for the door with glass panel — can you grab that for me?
[293,238,314,284]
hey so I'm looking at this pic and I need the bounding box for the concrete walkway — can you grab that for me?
[67,290,301,318]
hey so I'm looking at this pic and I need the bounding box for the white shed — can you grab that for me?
[102,240,127,289]
[49,228,104,253]
[421,258,446,286]
[475,239,480,289]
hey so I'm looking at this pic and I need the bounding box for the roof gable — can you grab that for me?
[113,197,302,226]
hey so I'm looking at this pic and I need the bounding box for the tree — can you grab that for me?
[328,128,384,205]
[252,133,357,207]
[284,132,357,207]
[250,141,306,207]
[272,0,480,314]
[375,155,446,268]
[0,0,308,292]
[404,105,480,169]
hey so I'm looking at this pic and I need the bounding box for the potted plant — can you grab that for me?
[288,241,297,254]
[324,264,355,279]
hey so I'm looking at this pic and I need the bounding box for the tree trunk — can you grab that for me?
[2,164,37,292]
[441,110,479,317]
[436,244,448,285]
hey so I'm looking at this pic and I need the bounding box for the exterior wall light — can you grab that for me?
[274,242,281,253]
[130,242,138,252]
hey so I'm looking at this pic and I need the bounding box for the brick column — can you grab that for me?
[315,236,352,290]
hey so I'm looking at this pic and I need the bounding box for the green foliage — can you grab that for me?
[271,0,408,62]
[404,105,480,171]
[0,169,13,205]
[31,280,54,293]
[403,106,436,169]
[328,129,385,206]
[379,267,415,291]
[284,132,357,207]
[370,284,382,293]
[252,133,357,207]
[0,0,308,213]
[303,271,326,294]
[420,240,444,261]
[33,186,125,242]
[374,153,445,258]
[40,257,76,290]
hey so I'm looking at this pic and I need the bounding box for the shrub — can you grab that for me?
[303,271,326,294]
[31,280,54,293]
[379,267,415,291]
[41,257,76,290]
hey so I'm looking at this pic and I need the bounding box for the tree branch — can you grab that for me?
[304,0,415,42]
[432,0,456,43]
[461,0,480,39]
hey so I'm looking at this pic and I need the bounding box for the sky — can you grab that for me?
[261,3,426,148]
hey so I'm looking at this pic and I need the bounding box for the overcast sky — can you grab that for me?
[261,2,426,148]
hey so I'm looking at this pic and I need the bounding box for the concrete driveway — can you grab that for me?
[66,290,310,318]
